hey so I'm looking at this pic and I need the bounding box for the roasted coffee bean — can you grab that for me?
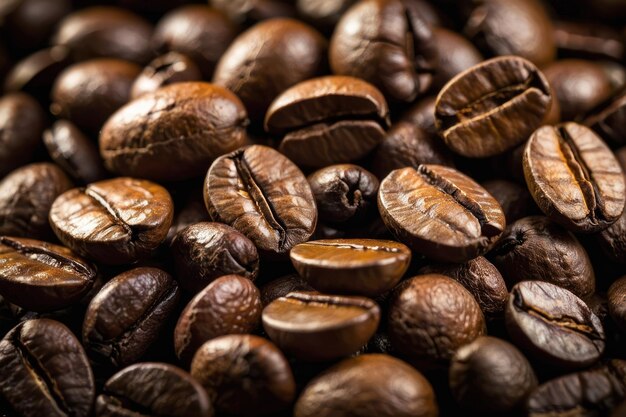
[330,0,436,102]
[171,222,259,294]
[83,267,180,367]
[209,0,296,25]
[174,275,262,363]
[290,239,411,297]
[296,0,356,30]
[130,52,202,99]
[403,95,437,135]
[435,56,552,158]
[523,123,625,233]
[489,216,595,299]
[260,275,315,307]
[294,354,438,417]
[262,291,380,361]
[0,237,96,312]
[481,179,535,223]
[584,88,626,146]
[0,319,94,417]
[431,27,483,91]
[378,164,505,263]
[96,362,212,417]
[49,177,174,265]
[100,82,248,181]
[204,145,317,256]
[307,164,379,225]
[450,336,536,413]
[608,276,626,333]
[554,21,625,62]
[191,334,296,416]
[265,76,390,167]
[0,163,72,240]
[506,281,605,369]
[388,274,486,368]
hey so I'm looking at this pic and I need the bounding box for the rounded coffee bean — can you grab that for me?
[100,82,247,181]
[0,319,95,417]
[378,164,505,263]
[174,275,262,363]
[585,89,626,147]
[0,163,72,240]
[50,177,174,265]
[0,237,96,312]
[294,354,438,417]
[296,0,355,30]
[481,179,534,223]
[165,194,211,245]
[431,27,483,91]
[553,21,625,62]
[435,56,552,157]
[608,276,626,333]
[260,274,315,307]
[290,239,411,297]
[523,123,625,233]
[83,267,180,367]
[449,336,537,413]
[262,291,380,361]
[96,362,212,417]
[191,334,295,416]
[506,281,605,369]
[130,52,202,99]
[209,0,295,24]
[204,145,317,256]
[265,76,390,167]
[171,222,259,294]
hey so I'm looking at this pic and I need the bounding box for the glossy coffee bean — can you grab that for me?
[430,27,483,91]
[49,177,174,265]
[294,354,438,417]
[506,281,605,369]
[130,52,202,99]
[0,163,72,240]
[204,145,317,256]
[523,123,625,233]
[209,0,296,24]
[378,164,505,263]
[262,291,380,361]
[100,82,247,181]
[450,336,537,413]
[0,319,95,417]
[260,274,315,307]
[266,76,389,167]
[174,275,262,362]
[96,362,212,417]
[0,237,96,312]
[171,222,259,294]
[83,267,180,367]
[489,216,595,299]
[296,0,355,30]
[584,88,626,146]
[435,56,552,158]
[191,335,296,416]
[290,239,411,297]
[608,276,626,333]
[481,179,534,223]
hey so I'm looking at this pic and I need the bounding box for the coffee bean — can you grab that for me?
[523,123,625,233]
[0,237,96,312]
[165,193,211,246]
[204,145,317,256]
[260,274,315,307]
[49,177,174,265]
[130,52,202,99]
[506,280,605,369]
[584,88,626,146]
[290,239,411,297]
[554,21,625,62]
[100,82,248,181]
[296,0,355,30]
[378,164,505,263]
[191,334,295,416]
[435,56,552,157]
[431,27,483,91]
[403,95,438,136]
[96,362,212,417]
[0,319,95,417]
[608,276,626,333]
[209,0,296,24]
[262,291,380,361]
[481,179,535,223]
[294,354,438,417]
[171,222,259,294]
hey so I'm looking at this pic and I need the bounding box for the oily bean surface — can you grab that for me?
[130,52,202,99]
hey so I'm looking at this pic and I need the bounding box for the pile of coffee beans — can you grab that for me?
[1,0,626,416]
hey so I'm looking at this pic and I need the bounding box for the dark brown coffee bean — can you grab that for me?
[191,334,295,416]
[378,164,505,263]
[481,179,535,223]
[130,52,202,99]
[296,0,356,30]
[290,239,411,297]
[49,177,174,265]
[266,76,390,168]
[403,95,437,135]
[0,237,96,312]
[174,275,262,363]
[171,222,259,294]
[294,354,438,417]
[584,88,626,146]
[523,123,625,233]
[209,0,296,24]
[435,56,552,157]
[449,336,537,413]
[100,82,248,182]
[165,193,211,246]
[262,291,380,361]
[431,27,483,91]
[260,274,315,307]
[608,276,626,333]
[0,319,94,417]
[96,362,212,417]
[506,281,605,369]
[204,145,317,256]
[554,21,625,62]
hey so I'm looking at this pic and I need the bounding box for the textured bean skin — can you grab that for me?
[130,52,202,99]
